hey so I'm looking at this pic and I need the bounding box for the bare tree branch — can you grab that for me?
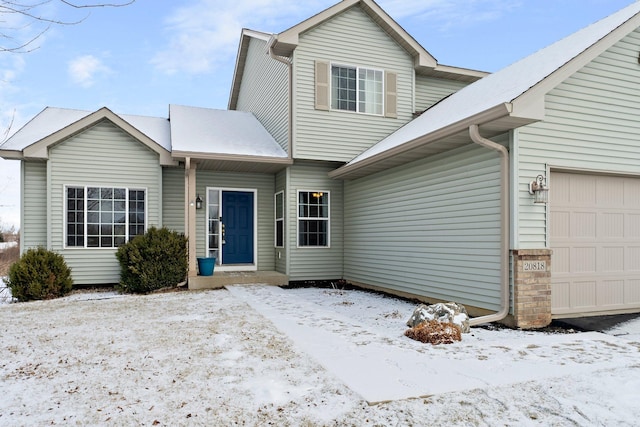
[60,0,134,8]
[1,0,135,52]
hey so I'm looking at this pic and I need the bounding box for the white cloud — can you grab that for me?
[68,55,111,88]
[151,0,331,75]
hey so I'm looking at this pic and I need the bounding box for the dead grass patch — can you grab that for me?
[405,320,462,345]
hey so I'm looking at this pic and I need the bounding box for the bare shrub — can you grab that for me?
[0,244,19,276]
[404,320,462,345]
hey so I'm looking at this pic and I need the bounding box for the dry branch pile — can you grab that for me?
[404,320,462,345]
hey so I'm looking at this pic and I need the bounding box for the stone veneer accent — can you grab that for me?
[512,249,553,329]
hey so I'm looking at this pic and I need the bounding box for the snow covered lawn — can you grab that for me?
[1,286,639,426]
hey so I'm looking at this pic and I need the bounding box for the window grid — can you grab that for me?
[66,187,85,247]
[66,186,145,248]
[331,64,383,115]
[298,191,329,247]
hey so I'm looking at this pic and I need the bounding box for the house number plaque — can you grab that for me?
[523,261,546,272]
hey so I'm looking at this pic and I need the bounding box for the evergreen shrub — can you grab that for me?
[5,247,73,302]
[116,227,188,294]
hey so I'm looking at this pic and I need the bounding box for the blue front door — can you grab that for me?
[222,191,254,265]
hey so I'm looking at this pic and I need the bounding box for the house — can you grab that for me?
[2,0,640,328]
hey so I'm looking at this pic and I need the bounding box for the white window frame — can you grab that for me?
[330,63,384,116]
[64,184,147,249]
[274,191,285,248]
[297,190,330,248]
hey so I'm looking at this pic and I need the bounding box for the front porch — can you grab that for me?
[188,271,289,290]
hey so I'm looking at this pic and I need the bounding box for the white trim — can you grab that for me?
[296,189,331,249]
[509,129,519,249]
[274,190,285,248]
[206,186,258,272]
[62,184,148,250]
[329,62,385,116]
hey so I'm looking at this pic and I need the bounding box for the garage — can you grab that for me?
[550,171,640,317]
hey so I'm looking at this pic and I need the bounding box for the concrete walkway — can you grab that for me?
[226,285,631,404]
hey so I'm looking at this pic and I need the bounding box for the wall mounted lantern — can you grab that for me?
[528,175,549,204]
[195,194,203,210]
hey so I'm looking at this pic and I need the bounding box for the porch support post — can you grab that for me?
[185,157,198,278]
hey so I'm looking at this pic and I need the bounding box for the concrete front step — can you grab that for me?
[188,271,288,290]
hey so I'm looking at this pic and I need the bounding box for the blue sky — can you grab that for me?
[0,0,635,229]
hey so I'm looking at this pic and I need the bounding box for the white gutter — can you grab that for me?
[468,124,510,326]
[267,35,294,159]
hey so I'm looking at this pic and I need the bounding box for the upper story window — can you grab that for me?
[66,185,146,248]
[315,60,396,118]
[331,65,383,115]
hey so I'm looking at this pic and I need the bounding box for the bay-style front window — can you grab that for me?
[298,190,330,247]
[66,186,146,248]
[331,64,383,115]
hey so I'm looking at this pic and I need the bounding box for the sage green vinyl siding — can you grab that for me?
[294,6,414,162]
[288,162,343,280]
[162,168,185,234]
[49,121,162,285]
[517,29,640,248]
[275,169,287,274]
[415,75,469,112]
[194,171,275,271]
[21,161,47,250]
[236,37,289,151]
[344,143,503,311]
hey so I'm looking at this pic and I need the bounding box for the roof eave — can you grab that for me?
[172,152,293,173]
[0,149,24,160]
[21,107,176,166]
[329,103,517,180]
[171,151,292,164]
[229,29,274,110]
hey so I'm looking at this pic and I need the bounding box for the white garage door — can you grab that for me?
[550,172,640,317]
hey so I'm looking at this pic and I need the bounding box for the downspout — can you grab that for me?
[468,124,510,326]
[267,36,293,159]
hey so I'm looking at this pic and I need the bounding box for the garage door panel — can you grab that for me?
[627,247,640,271]
[601,246,624,272]
[551,281,570,308]
[551,172,640,316]
[572,212,596,238]
[597,176,624,207]
[572,176,596,205]
[598,280,624,306]
[554,246,570,273]
[572,281,597,308]
[624,180,640,207]
[626,280,640,303]
[550,210,570,238]
[628,214,640,238]
[601,213,624,238]
[573,247,596,272]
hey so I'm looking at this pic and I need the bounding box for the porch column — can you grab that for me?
[185,158,198,278]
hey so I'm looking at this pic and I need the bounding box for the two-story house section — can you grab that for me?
[229,0,485,282]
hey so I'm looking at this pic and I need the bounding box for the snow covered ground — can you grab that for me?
[1,285,639,426]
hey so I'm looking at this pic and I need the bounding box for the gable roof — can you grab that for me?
[330,1,640,179]
[229,0,486,110]
[0,105,291,172]
[0,107,174,165]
